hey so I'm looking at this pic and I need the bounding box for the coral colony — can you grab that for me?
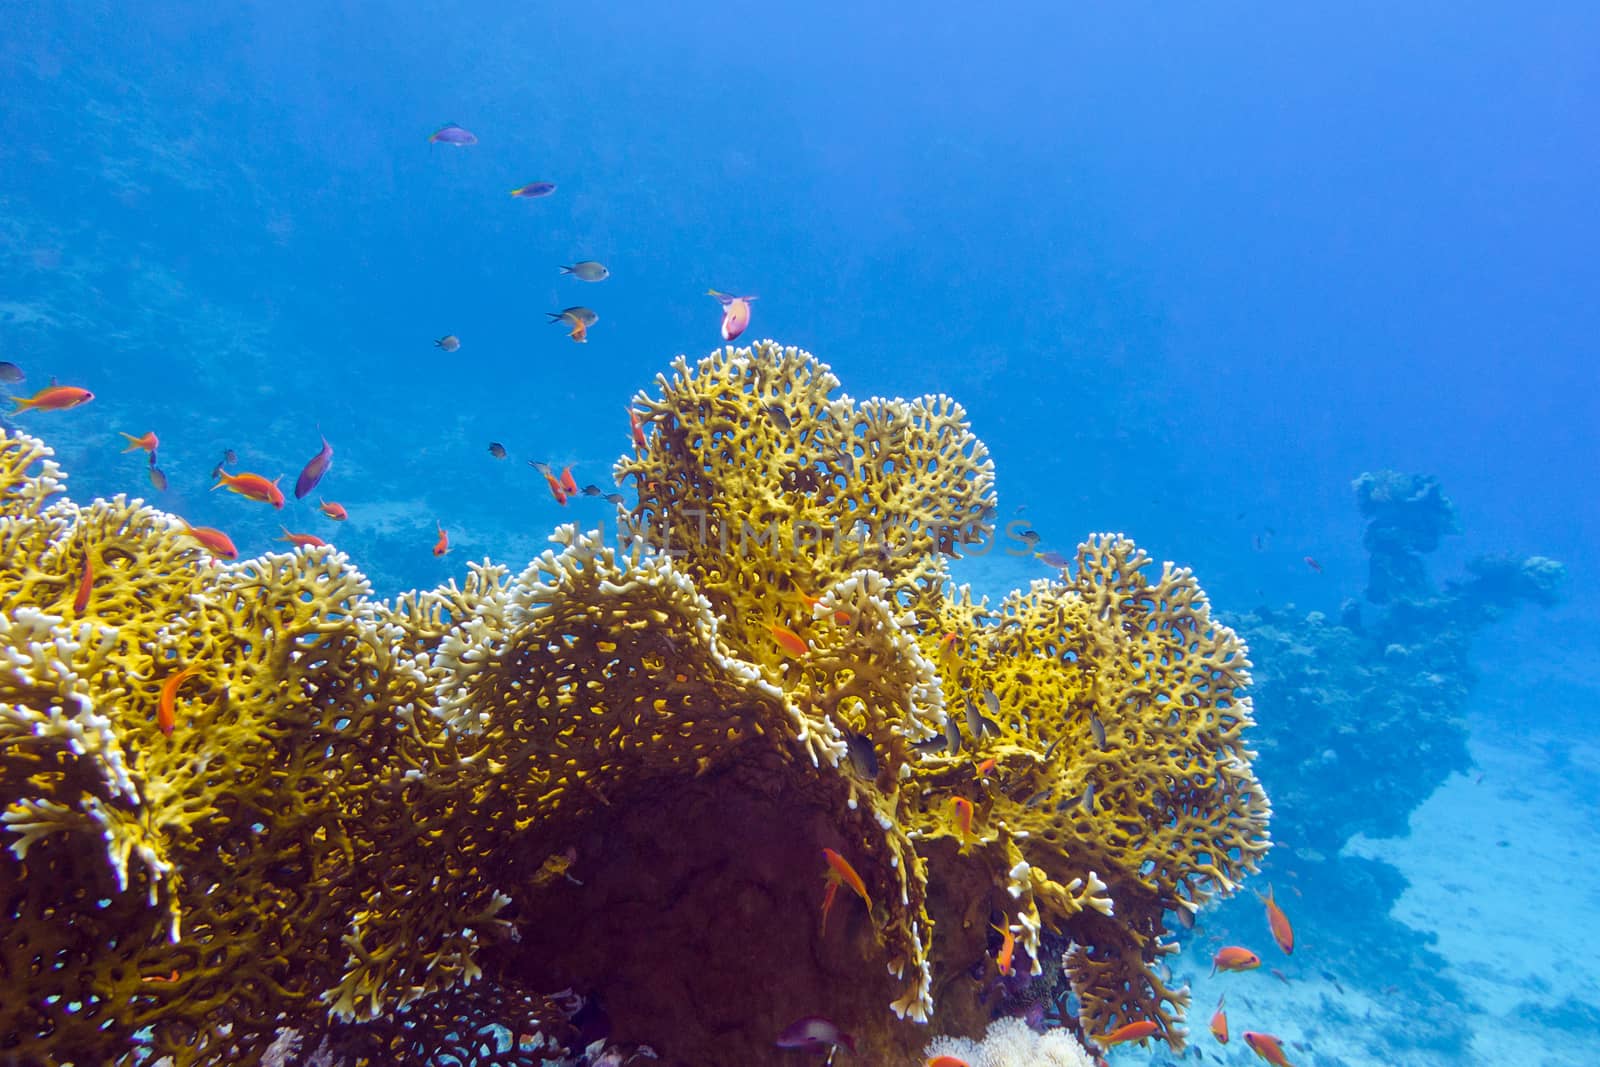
[1,341,1269,1065]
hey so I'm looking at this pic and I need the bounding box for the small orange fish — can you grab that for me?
[708,289,757,341]
[1210,994,1229,1044]
[1243,1031,1295,1066]
[141,970,180,984]
[157,666,197,736]
[71,554,94,613]
[975,757,997,779]
[770,623,808,658]
[1261,883,1294,955]
[432,523,449,556]
[820,847,871,932]
[279,528,326,549]
[937,631,960,662]
[544,472,569,505]
[949,796,975,851]
[319,500,348,521]
[212,469,285,508]
[119,431,159,454]
[801,593,852,626]
[926,1058,971,1067]
[178,522,238,560]
[12,385,94,412]
[991,921,1016,977]
[1099,1020,1159,1047]
[1211,945,1262,975]
[559,465,578,496]
[630,408,648,449]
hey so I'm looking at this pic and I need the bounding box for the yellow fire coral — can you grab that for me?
[0,340,1269,1067]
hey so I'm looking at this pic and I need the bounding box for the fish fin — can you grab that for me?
[560,265,574,274]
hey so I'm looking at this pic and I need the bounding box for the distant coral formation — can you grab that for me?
[0,341,1270,1066]
[1213,469,1567,1060]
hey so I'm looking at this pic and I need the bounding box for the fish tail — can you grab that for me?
[10,397,31,413]
[559,265,574,274]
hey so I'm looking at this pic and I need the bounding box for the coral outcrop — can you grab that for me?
[0,341,1269,1066]
[1202,469,1567,1062]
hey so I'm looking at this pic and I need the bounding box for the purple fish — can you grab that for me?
[294,434,333,500]
[429,123,477,146]
[774,1016,855,1054]
[510,181,557,198]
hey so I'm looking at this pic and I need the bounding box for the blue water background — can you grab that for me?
[3,3,1597,1060]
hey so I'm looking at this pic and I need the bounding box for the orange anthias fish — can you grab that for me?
[926,1058,971,1067]
[1243,1031,1295,1066]
[319,500,348,521]
[629,408,648,449]
[801,593,852,626]
[559,465,578,496]
[568,318,588,343]
[178,521,238,560]
[158,666,197,736]
[432,523,449,557]
[12,385,94,412]
[949,796,975,852]
[991,922,1016,977]
[71,554,94,613]
[279,528,326,549]
[1099,1020,1160,1047]
[707,289,757,341]
[1210,994,1229,1044]
[543,471,569,505]
[975,757,997,779]
[770,623,808,658]
[119,431,159,454]
[1261,883,1295,955]
[820,847,871,932]
[1211,945,1262,975]
[212,469,285,508]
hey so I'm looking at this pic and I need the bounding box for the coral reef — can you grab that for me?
[0,341,1269,1066]
[1243,472,1566,857]
[1195,469,1567,1059]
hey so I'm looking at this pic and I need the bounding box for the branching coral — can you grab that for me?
[0,340,1269,1067]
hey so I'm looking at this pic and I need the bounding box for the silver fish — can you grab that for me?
[560,261,610,282]
[845,731,878,779]
[945,713,962,754]
[1089,713,1107,750]
[982,688,1001,721]
[765,404,792,431]
[1024,789,1054,809]
[1081,781,1095,812]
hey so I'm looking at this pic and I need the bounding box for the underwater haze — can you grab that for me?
[3,3,1597,1066]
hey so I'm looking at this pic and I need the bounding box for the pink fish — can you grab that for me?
[774,1016,855,1055]
[708,289,757,341]
[295,434,333,499]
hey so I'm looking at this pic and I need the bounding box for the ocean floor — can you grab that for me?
[1121,711,1600,1067]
